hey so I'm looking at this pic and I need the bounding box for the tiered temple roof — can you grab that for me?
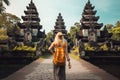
[18,0,41,29]
[80,0,103,29]
[17,0,45,43]
[77,0,107,42]
[53,13,67,37]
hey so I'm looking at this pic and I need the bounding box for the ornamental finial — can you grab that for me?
[59,13,61,16]
[88,0,90,3]
[31,0,33,3]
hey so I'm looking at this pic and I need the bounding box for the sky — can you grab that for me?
[5,0,120,33]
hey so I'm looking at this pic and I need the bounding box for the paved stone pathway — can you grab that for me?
[3,56,119,80]
[25,58,53,80]
[66,58,101,80]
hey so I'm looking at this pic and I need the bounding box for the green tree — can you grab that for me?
[68,22,81,47]
[106,24,114,33]
[0,0,10,13]
[115,21,120,27]
[45,32,53,45]
[0,13,20,27]
[41,32,53,53]
[110,21,120,41]
[0,13,20,35]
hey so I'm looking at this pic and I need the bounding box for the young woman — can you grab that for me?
[48,32,71,80]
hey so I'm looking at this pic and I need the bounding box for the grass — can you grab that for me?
[69,53,80,61]
[69,46,80,61]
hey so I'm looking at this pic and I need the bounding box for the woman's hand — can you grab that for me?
[48,42,55,54]
[68,61,71,69]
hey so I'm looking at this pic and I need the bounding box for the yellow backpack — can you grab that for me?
[53,42,66,65]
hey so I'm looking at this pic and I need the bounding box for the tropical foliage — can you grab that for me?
[111,21,120,41]
[84,43,95,51]
[84,43,109,51]
[106,24,114,33]
[104,21,120,41]
[99,44,108,51]
[68,22,81,47]
[0,13,20,35]
[0,28,8,40]
[13,43,37,52]
[45,32,53,45]
[112,27,120,33]
[0,13,20,27]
